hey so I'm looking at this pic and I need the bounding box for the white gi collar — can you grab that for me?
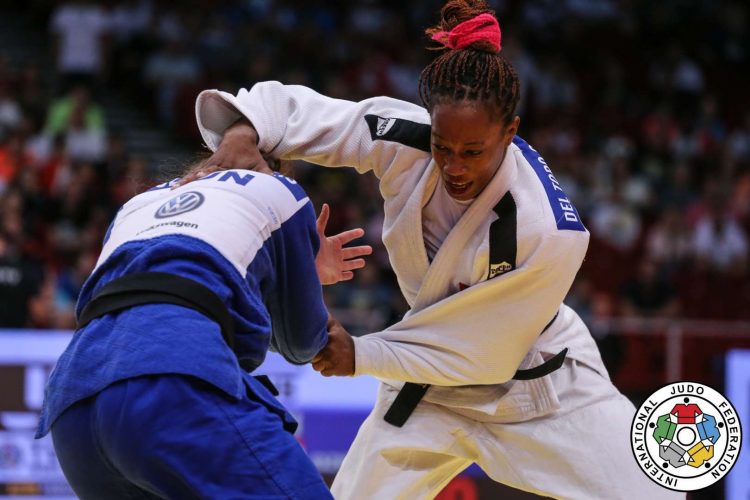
[410,145,519,314]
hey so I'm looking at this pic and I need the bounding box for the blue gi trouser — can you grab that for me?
[50,374,332,499]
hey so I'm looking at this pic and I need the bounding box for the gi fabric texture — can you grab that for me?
[196,82,683,499]
[37,170,332,498]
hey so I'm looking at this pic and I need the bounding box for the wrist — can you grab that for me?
[224,117,258,145]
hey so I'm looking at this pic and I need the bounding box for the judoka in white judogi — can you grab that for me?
[196,82,682,500]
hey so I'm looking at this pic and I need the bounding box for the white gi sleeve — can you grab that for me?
[195,81,431,179]
[352,230,588,385]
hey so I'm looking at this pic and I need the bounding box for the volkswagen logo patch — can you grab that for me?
[155,191,205,219]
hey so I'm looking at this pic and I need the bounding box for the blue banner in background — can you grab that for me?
[0,329,379,497]
[7,330,743,498]
[725,349,750,500]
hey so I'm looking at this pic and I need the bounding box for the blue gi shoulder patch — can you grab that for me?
[272,173,308,202]
[513,136,586,232]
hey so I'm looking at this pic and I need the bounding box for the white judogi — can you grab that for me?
[196,82,682,499]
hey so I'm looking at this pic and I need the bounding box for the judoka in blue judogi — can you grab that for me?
[36,168,368,498]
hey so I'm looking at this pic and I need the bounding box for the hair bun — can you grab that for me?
[426,1,500,54]
[430,13,502,54]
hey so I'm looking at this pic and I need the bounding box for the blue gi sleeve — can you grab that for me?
[264,201,328,364]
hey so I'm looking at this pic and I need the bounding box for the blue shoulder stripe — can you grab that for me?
[513,136,586,232]
[272,173,308,202]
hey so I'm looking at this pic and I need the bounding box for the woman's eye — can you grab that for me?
[433,144,448,152]
[465,150,483,156]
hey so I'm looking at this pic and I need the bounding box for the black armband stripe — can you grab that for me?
[364,114,431,153]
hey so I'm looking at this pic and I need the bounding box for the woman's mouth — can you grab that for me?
[445,179,471,197]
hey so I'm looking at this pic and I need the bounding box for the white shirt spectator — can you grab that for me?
[51,2,110,74]
[726,115,750,160]
[672,55,705,94]
[590,196,642,251]
[109,0,152,41]
[0,95,22,131]
[692,215,748,271]
[66,129,106,163]
[646,209,693,266]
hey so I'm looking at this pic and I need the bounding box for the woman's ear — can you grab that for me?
[505,116,521,146]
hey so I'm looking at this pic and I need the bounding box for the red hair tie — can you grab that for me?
[431,13,502,53]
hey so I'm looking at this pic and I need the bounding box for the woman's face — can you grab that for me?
[430,101,519,201]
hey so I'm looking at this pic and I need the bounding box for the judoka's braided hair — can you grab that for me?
[419,0,520,124]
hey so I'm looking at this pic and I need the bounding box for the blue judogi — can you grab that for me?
[36,170,332,499]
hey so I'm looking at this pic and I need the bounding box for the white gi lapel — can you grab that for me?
[410,148,518,313]
[382,162,439,306]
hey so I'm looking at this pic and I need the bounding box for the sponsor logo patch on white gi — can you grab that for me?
[376,117,396,137]
[155,192,205,219]
[630,382,742,492]
[488,262,512,278]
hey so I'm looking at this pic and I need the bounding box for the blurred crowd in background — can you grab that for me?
[1,0,749,396]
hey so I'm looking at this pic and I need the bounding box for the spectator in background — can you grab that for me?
[0,82,22,133]
[529,57,579,113]
[727,112,750,161]
[667,45,706,119]
[111,155,152,205]
[102,132,129,181]
[108,0,152,43]
[45,85,105,137]
[0,54,12,87]
[645,206,693,276]
[619,259,680,318]
[659,161,696,210]
[16,63,47,128]
[50,0,111,92]
[42,85,106,163]
[26,275,79,329]
[64,105,106,162]
[34,134,69,196]
[144,40,200,128]
[731,167,750,228]
[641,104,679,157]
[590,186,642,252]
[588,144,650,255]
[0,132,29,193]
[54,250,97,321]
[691,190,749,275]
[329,264,392,336]
[0,198,44,327]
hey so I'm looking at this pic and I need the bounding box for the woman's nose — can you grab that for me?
[443,158,466,176]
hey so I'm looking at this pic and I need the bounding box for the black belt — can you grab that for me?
[384,313,566,428]
[77,272,235,349]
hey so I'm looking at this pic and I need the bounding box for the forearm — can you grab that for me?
[352,234,586,385]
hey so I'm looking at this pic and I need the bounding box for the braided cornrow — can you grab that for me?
[419,0,520,124]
